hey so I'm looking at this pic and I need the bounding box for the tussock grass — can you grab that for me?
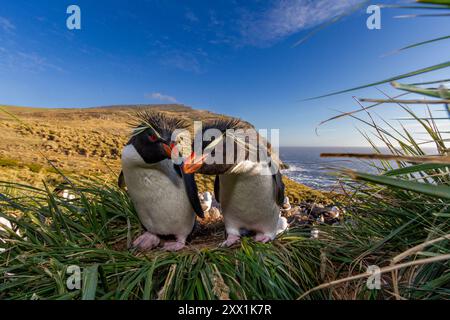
[310,105,450,299]
[0,178,327,300]
[301,0,450,299]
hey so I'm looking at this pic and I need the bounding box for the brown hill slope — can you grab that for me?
[0,104,330,203]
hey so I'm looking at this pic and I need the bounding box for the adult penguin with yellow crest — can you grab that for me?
[181,118,287,247]
[120,111,204,251]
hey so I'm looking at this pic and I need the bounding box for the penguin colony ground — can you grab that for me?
[120,111,288,251]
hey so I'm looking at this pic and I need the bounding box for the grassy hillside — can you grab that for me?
[0,104,216,175]
[0,104,331,203]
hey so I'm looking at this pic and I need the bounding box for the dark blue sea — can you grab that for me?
[279,147,379,190]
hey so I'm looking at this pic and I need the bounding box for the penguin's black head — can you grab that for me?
[128,111,187,164]
[182,118,253,174]
[128,128,171,164]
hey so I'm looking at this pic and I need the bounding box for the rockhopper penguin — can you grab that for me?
[121,111,204,251]
[182,118,288,247]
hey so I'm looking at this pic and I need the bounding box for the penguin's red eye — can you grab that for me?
[148,134,157,142]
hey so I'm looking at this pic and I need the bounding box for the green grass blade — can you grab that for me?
[391,81,450,99]
[393,35,450,53]
[418,0,450,6]
[383,163,450,176]
[410,79,450,85]
[82,264,99,300]
[346,170,450,200]
[305,61,450,100]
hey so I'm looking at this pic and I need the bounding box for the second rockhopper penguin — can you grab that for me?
[182,118,288,247]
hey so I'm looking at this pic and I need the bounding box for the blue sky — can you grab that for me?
[0,0,449,146]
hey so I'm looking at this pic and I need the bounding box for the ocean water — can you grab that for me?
[279,147,379,190]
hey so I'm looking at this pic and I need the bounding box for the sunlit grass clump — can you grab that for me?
[310,104,450,300]
[0,178,327,300]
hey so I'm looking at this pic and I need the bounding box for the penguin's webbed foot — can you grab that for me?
[253,233,272,243]
[220,234,240,247]
[163,241,185,251]
[132,232,160,251]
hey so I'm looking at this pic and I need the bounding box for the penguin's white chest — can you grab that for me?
[220,171,280,234]
[121,145,195,236]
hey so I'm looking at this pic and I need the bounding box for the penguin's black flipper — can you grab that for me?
[181,170,205,219]
[214,175,220,203]
[173,163,182,178]
[118,171,126,189]
[273,171,285,207]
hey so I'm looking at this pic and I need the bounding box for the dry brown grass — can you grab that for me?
[0,104,331,203]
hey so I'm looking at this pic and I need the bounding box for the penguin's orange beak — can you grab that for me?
[163,142,178,159]
[182,151,207,174]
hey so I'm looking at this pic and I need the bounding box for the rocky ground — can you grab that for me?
[189,190,345,246]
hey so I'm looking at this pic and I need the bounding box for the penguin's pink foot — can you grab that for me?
[132,232,160,251]
[254,233,272,243]
[163,241,185,251]
[220,234,240,247]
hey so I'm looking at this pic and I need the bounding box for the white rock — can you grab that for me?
[329,206,340,218]
[200,191,212,212]
[281,196,291,211]
[62,189,76,200]
[0,217,12,230]
[0,217,14,253]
